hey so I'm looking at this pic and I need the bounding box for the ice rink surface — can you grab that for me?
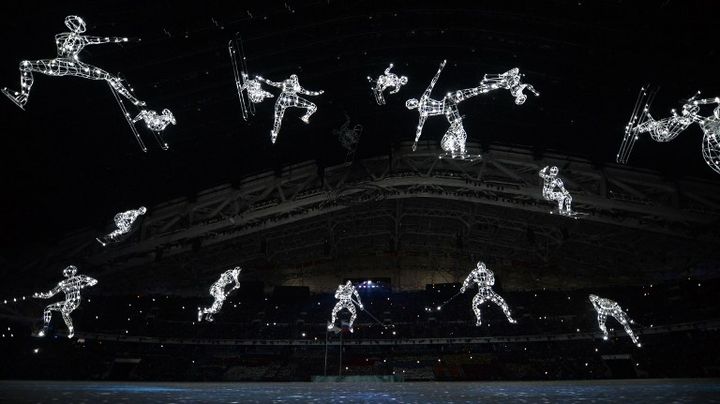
[1,379,719,403]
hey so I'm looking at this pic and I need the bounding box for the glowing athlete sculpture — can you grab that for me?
[33,265,98,338]
[367,63,408,105]
[2,15,143,109]
[618,88,720,175]
[538,166,576,217]
[406,61,538,160]
[228,37,274,121]
[133,109,176,132]
[460,261,517,326]
[198,267,241,322]
[589,294,641,347]
[256,74,324,144]
[328,281,364,332]
[96,206,146,246]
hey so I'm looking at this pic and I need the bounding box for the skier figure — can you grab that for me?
[256,74,324,144]
[328,281,364,332]
[539,166,574,216]
[198,267,241,322]
[459,261,517,326]
[2,15,146,109]
[241,72,274,104]
[132,109,176,132]
[406,61,537,159]
[589,294,641,347]
[367,63,408,105]
[96,206,146,246]
[33,265,98,338]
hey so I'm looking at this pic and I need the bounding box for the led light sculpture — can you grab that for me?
[1,15,173,152]
[131,109,175,150]
[589,294,641,347]
[328,281,364,332]
[228,37,274,121]
[406,61,538,160]
[334,112,363,161]
[198,267,241,322]
[33,265,97,338]
[618,87,720,175]
[538,166,578,217]
[96,206,146,246]
[459,261,517,326]
[367,63,408,105]
[255,74,324,144]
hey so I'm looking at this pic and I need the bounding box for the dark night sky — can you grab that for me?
[1,0,719,258]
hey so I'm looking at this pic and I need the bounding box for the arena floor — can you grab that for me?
[0,379,719,403]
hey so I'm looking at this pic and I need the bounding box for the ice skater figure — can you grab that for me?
[2,15,145,110]
[328,281,364,332]
[459,261,517,326]
[619,88,720,175]
[255,74,324,144]
[406,61,538,160]
[589,294,641,347]
[197,267,241,322]
[367,63,408,105]
[33,265,98,338]
[538,166,576,217]
[96,206,146,246]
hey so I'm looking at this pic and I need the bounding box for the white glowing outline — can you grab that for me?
[367,63,408,105]
[228,38,274,121]
[328,281,364,332]
[589,294,641,347]
[618,88,720,175]
[198,267,241,322]
[406,61,538,160]
[96,206,146,246]
[539,166,576,217]
[255,74,324,144]
[460,261,517,326]
[33,265,97,338]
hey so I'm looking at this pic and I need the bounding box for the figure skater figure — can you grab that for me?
[539,166,575,216]
[367,63,408,105]
[328,281,364,332]
[407,61,537,160]
[96,206,146,246]
[33,265,98,338]
[198,267,241,322]
[589,294,641,347]
[2,15,145,110]
[256,74,324,144]
[459,261,517,326]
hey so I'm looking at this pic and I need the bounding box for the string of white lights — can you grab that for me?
[538,166,578,217]
[619,88,720,175]
[96,207,146,246]
[198,267,242,322]
[367,63,408,105]
[406,61,538,160]
[256,74,324,144]
[459,261,517,326]
[328,281,364,332]
[33,265,98,338]
[589,294,641,347]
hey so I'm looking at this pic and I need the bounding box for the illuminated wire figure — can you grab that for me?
[33,265,98,338]
[2,15,143,110]
[228,37,274,121]
[539,166,577,217]
[334,112,363,161]
[618,87,720,175]
[406,61,538,160]
[328,281,364,332]
[256,74,324,144]
[96,206,146,246]
[459,261,516,326]
[589,294,641,347]
[132,109,176,150]
[367,63,408,105]
[198,267,241,322]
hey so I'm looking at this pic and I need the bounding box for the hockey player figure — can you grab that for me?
[328,281,364,332]
[460,261,517,326]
